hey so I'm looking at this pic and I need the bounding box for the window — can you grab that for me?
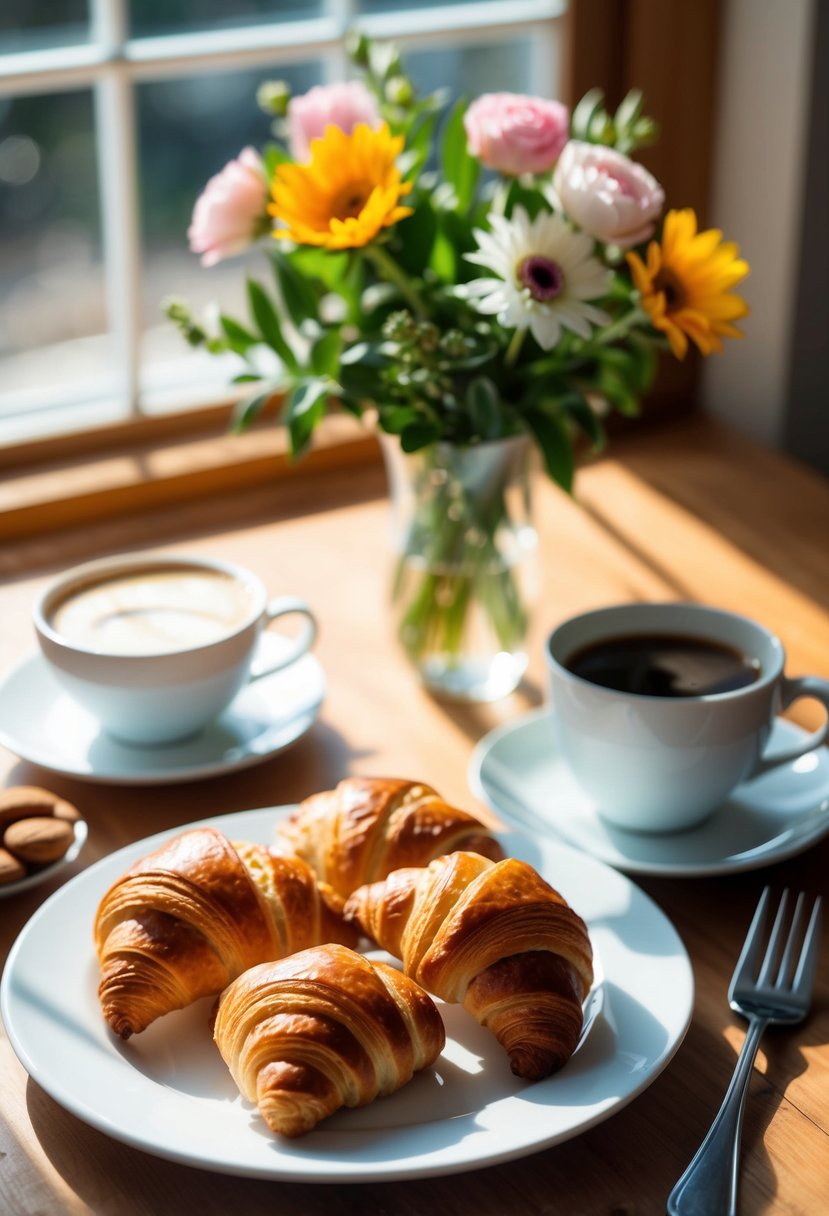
[0,0,567,445]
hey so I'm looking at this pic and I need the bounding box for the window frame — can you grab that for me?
[0,0,722,546]
[0,0,566,444]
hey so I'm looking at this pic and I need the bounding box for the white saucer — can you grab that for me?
[469,708,829,877]
[0,636,325,785]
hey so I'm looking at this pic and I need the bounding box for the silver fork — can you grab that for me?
[667,886,823,1216]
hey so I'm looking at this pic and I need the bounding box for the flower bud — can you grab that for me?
[416,322,439,353]
[632,116,659,145]
[345,30,371,68]
[440,329,468,357]
[383,309,418,342]
[257,80,291,117]
[385,75,414,107]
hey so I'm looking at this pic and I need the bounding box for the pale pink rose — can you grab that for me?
[188,147,268,267]
[287,80,382,162]
[463,92,570,176]
[552,140,665,248]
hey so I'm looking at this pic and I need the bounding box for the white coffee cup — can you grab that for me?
[33,553,317,746]
[545,602,829,833]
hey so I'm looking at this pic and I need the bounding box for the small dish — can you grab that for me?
[0,818,88,899]
[0,635,325,786]
[469,708,829,877]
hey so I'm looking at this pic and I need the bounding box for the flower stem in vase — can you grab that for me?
[384,437,536,702]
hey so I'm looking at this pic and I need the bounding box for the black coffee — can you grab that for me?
[565,632,761,697]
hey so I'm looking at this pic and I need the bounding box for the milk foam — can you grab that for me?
[51,568,257,655]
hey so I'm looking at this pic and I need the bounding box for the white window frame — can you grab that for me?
[0,0,566,444]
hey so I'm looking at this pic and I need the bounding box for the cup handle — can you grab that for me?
[248,597,317,681]
[751,675,829,777]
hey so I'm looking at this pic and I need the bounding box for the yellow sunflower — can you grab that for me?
[626,208,750,359]
[269,122,413,250]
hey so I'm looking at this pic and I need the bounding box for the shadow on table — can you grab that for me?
[424,673,545,745]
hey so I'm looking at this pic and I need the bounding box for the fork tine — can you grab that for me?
[775,892,805,987]
[792,895,823,995]
[730,886,770,992]
[756,888,790,986]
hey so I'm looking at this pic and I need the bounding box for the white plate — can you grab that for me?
[0,637,325,785]
[1,806,692,1182]
[0,819,88,900]
[470,708,829,877]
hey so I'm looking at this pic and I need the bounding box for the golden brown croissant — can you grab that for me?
[95,827,357,1039]
[344,851,593,1081]
[273,775,504,898]
[213,943,445,1137]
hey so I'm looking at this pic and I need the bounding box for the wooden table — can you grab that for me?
[1,414,828,1216]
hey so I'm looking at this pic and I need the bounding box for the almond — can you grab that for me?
[4,816,75,865]
[0,847,26,884]
[0,785,81,829]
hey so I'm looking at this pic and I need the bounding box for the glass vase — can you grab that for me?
[379,433,538,701]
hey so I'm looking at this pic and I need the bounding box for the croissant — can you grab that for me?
[344,851,593,1081]
[213,943,446,1137]
[95,827,357,1039]
[274,776,504,898]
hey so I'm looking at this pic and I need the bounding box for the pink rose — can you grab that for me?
[552,140,665,248]
[287,81,382,162]
[188,147,268,267]
[463,92,569,176]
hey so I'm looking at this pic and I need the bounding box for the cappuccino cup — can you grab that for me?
[34,553,318,746]
[545,602,829,833]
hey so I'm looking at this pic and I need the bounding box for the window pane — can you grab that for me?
[356,0,478,10]
[0,0,90,56]
[0,89,112,428]
[137,61,321,406]
[406,39,542,102]
[129,1,321,39]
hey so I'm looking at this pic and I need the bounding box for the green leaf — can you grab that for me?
[400,419,440,452]
[338,361,385,400]
[310,329,342,378]
[285,378,330,455]
[271,250,320,328]
[289,246,351,293]
[594,345,637,377]
[598,365,641,416]
[503,178,548,221]
[220,314,260,356]
[466,376,502,440]
[340,340,393,368]
[627,336,658,393]
[440,98,480,212]
[402,107,441,176]
[262,141,291,178]
[393,198,438,276]
[558,391,606,451]
[246,278,297,370]
[378,405,418,435]
[571,88,606,142]
[524,408,574,492]
[336,392,367,419]
[231,387,275,433]
[429,224,457,282]
[614,89,644,132]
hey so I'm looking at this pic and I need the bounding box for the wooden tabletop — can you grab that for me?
[1,413,828,1216]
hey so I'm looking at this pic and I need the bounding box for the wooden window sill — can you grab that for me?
[0,408,380,546]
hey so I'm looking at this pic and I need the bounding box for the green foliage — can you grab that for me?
[571,87,659,156]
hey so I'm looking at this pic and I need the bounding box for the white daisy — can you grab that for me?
[462,206,612,350]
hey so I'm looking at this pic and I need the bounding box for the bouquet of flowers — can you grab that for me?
[167,33,749,698]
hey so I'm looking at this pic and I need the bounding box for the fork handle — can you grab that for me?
[667,1015,769,1216]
